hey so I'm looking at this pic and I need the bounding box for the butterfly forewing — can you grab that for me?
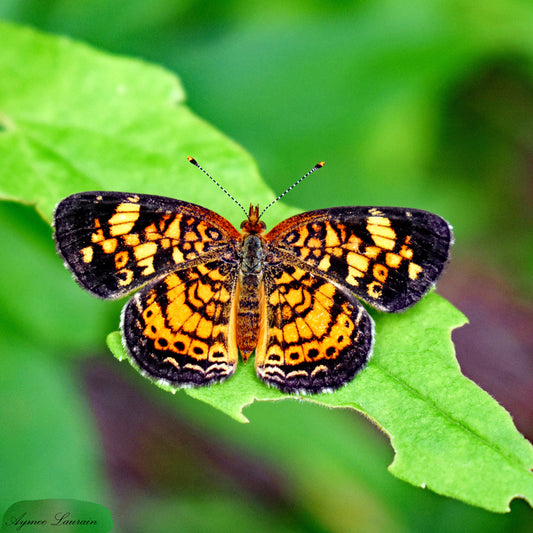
[54,192,240,299]
[266,206,453,312]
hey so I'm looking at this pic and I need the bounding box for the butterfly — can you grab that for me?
[53,159,453,394]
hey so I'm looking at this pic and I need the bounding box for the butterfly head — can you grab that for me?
[241,204,266,235]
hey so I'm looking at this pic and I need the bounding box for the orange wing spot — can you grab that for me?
[138,257,155,276]
[318,255,331,271]
[346,252,369,273]
[123,233,140,246]
[164,272,182,290]
[145,222,162,240]
[184,231,198,242]
[285,345,305,365]
[188,340,209,360]
[307,237,321,248]
[346,265,364,285]
[109,204,140,236]
[373,264,388,282]
[164,216,182,239]
[277,271,296,285]
[385,252,402,268]
[101,238,118,254]
[367,215,390,226]
[182,310,202,334]
[117,268,134,286]
[363,246,381,259]
[134,242,157,261]
[109,210,139,225]
[367,281,382,299]
[371,235,395,250]
[194,241,206,253]
[197,281,215,303]
[292,226,309,247]
[91,228,105,243]
[344,234,362,252]
[196,263,211,276]
[80,246,93,263]
[299,247,311,260]
[159,238,171,248]
[209,269,227,282]
[408,262,423,280]
[172,247,184,264]
[167,303,193,332]
[196,316,214,339]
[115,251,129,269]
[282,322,300,344]
[324,225,341,247]
[110,223,136,237]
[266,343,283,363]
[207,342,228,361]
[285,287,304,307]
[399,245,413,260]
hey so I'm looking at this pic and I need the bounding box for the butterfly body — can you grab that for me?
[54,191,452,394]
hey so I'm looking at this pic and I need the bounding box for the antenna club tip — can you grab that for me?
[317,161,325,168]
[187,156,198,165]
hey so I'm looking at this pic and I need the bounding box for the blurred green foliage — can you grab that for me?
[1,1,533,532]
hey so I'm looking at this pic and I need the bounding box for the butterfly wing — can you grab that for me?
[266,206,452,312]
[255,262,374,394]
[54,192,240,299]
[122,258,240,386]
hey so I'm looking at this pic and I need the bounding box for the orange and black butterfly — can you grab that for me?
[54,160,452,394]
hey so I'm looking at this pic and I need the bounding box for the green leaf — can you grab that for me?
[109,294,533,512]
[2,20,532,514]
[0,20,273,224]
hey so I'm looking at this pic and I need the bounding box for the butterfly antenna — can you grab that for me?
[187,156,248,218]
[259,161,325,218]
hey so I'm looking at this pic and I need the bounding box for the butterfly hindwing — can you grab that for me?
[266,206,453,312]
[255,262,374,394]
[122,258,240,386]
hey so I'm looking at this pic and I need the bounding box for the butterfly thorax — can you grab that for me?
[236,204,267,362]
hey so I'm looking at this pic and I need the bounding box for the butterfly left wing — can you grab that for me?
[54,192,240,299]
[122,259,239,387]
[266,206,453,312]
[255,263,374,394]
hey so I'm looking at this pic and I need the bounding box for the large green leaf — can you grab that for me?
[1,21,532,514]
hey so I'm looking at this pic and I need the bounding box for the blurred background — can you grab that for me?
[1,1,532,531]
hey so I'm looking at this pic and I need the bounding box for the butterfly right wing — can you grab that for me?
[266,206,453,312]
[53,192,241,299]
[255,261,374,394]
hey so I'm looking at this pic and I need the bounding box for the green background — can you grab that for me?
[1,1,532,531]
